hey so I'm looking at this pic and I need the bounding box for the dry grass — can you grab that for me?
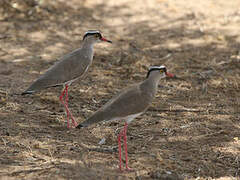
[0,0,240,179]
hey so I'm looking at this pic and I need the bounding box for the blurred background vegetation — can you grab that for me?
[0,0,58,20]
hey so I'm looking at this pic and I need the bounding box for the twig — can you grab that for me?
[7,166,55,176]
[141,135,154,147]
[48,148,53,160]
[0,89,8,95]
[1,137,7,146]
[88,146,118,153]
[149,108,204,113]
[159,53,172,61]
[193,130,226,140]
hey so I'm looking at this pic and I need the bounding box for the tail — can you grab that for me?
[76,124,83,129]
[21,84,36,95]
[76,111,107,129]
[21,90,34,95]
[75,115,101,129]
[76,123,88,129]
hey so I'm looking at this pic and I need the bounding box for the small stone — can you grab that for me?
[98,138,106,145]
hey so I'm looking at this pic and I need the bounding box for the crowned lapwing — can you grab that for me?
[77,65,174,171]
[22,30,112,128]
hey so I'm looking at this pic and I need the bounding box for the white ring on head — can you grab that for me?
[85,30,101,35]
[146,65,166,78]
[149,65,166,71]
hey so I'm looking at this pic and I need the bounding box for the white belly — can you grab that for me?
[109,112,143,124]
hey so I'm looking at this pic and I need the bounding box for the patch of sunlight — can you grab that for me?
[165,42,181,50]
[194,177,236,180]
[44,42,66,54]
[4,102,20,111]
[215,177,237,180]
[17,123,30,128]
[209,79,223,88]
[183,38,207,46]
[28,31,47,42]
[57,158,83,165]
[28,70,40,74]
[235,36,240,43]
[216,140,240,156]
[40,53,53,61]
[8,48,29,57]
[55,31,71,39]
[209,79,224,88]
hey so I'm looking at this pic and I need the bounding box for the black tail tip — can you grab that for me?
[21,91,33,95]
[76,124,84,129]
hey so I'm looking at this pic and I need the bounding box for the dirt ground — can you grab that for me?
[0,0,240,179]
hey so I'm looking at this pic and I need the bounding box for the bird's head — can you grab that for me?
[146,65,175,79]
[83,30,112,44]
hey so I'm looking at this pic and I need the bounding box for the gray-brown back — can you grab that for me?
[80,78,158,127]
[23,46,93,93]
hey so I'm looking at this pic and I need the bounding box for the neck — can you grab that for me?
[81,40,95,60]
[141,71,163,96]
[147,71,162,85]
[82,40,95,50]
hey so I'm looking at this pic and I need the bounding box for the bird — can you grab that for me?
[22,30,112,128]
[76,65,174,171]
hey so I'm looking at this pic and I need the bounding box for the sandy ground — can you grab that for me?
[0,0,240,179]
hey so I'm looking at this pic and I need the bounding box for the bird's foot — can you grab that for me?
[125,167,134,172]
[71,119,78,128]
[119,167,123,172]
[118,166,134,173]
[65,119,77,129]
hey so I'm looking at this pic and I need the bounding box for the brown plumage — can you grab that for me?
[76,65,174,171]
[79,79,156,127]
[22,31,111,94]
[22,30,112,128]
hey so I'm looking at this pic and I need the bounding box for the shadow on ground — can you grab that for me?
[0,0,240,179]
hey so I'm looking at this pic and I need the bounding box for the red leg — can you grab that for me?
[118,132,123,171]
[123,122,132,171]
[59,86,66,102]
[65,85,70,128]
[65,85,78,127]
[59,85,71,128]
